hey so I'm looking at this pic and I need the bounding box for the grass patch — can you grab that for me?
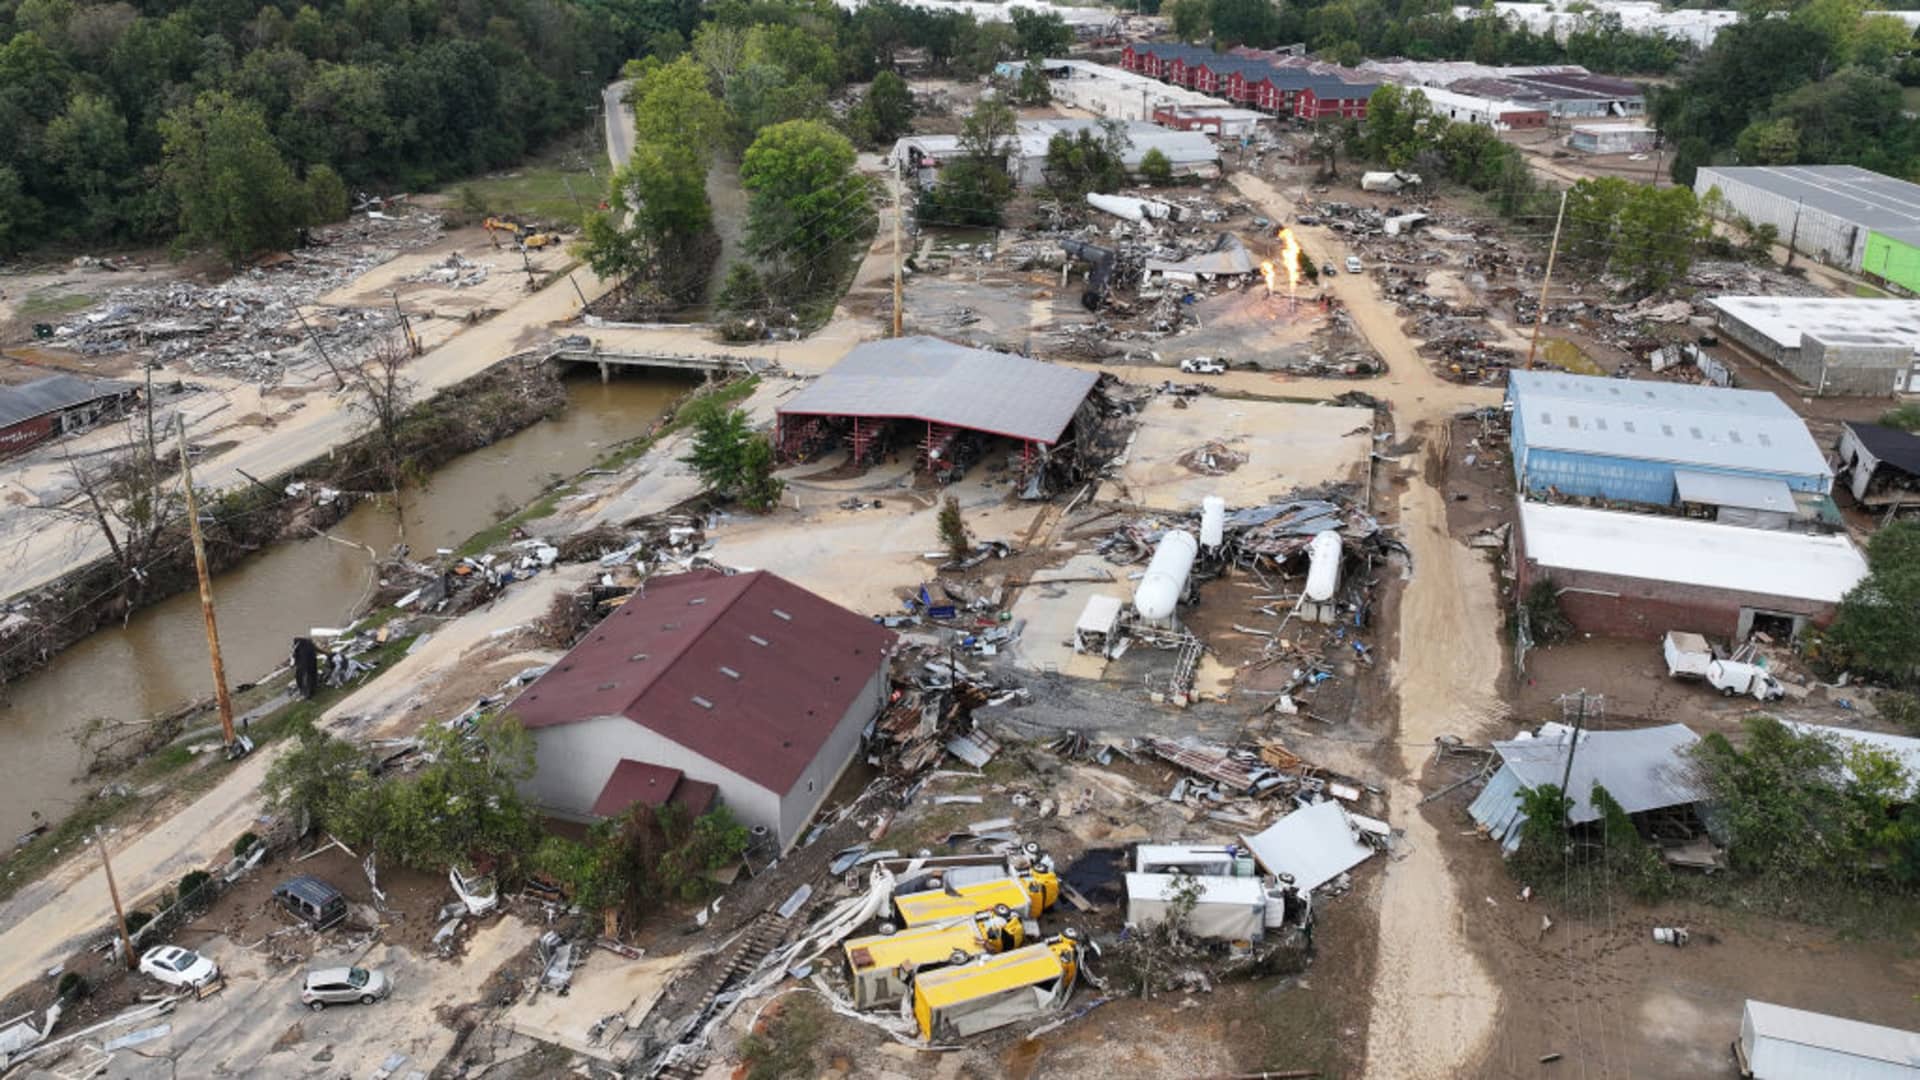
[454,164,602,228]
[455,486,574,559]
[739,993,824,1080]
[1852,281,1891,299]
[1541,337,1606,376]
[16,289,95,320]
[0,790,137,901]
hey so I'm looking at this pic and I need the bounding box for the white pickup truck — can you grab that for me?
[1663,631,1785,701]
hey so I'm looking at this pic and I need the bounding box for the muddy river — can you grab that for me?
[0,369,694,839]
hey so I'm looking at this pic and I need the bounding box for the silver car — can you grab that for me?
[300,966,391,1009]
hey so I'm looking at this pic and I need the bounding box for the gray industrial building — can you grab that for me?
[1708,295,1920,396]
[1692,164,1920,279]
[891,119,1219,189]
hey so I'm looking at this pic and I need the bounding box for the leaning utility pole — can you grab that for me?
[1555,689,1591,824]
[891,174,905,338]
[1525,188,1569,370]
[97,826,136,970]
[1785,197,1804,270]
[176,416,237,752]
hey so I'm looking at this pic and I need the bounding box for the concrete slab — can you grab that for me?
[1007,554,1126,679]
[1118,396,1372,512]
[503,951,691,1061]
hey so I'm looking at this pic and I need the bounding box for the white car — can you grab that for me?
[1344,255,1362,274]
[139,945,219,988]
[1179,357,1227,375]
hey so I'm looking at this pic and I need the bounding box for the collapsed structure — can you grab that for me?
[1835,421,1920,510]
[891,118,1220,188]
[1470,723,1707,856]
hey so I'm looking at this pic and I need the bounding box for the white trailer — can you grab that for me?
[1124,873,1268,942]
[1663,631,1715,678]
[1736,999,1920,1079]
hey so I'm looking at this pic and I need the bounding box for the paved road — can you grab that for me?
[603,80,634,171]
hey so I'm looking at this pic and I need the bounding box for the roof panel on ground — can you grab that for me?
[777,337,1099,445]
[1519,502,1868,603]
[1487,724,1705,824]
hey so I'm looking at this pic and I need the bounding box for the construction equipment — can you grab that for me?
[892,866,1060,927]
[483,216,561,249]
[909,931,1086,1040]
[843,905,1029,1008]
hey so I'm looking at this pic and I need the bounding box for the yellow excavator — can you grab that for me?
[483,216,560,249]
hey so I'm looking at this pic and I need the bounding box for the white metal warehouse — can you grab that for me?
[1693,165,1920,275]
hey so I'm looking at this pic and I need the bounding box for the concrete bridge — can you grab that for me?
[546,340,772,381]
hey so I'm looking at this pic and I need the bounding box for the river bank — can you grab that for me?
[0,361,697,842]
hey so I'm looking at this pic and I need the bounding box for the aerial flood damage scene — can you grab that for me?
[3,0,1920,1077]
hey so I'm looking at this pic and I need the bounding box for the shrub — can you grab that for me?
[233,832,260,858]
[178,870,213,902]
[56,973,89,1000]
[124,910,154,935]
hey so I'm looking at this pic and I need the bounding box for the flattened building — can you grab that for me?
[512,570,897,851]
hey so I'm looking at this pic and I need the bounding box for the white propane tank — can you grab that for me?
[1200,496,1226,549]
[1134,530,1198,621]
[1304,530,1343,603]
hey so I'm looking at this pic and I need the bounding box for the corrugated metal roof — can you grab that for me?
[1783,722,1920,798]
[512,570,896,794]
[1483,724,1704,828]
[1673,469,1797,513]
[1846,421,1920,477]
[1745,1000,1920,1076]
[1239,800,1375,892]
[1508,370,1831,480]
[1697,165,1920,247]
[778,337,1098,445]
[0,374,135,429]
[1519,502,1868,603]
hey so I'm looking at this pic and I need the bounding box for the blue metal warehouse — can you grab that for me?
[1505,371,1832,507]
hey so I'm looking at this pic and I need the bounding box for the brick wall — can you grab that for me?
[1516,557,1837,640]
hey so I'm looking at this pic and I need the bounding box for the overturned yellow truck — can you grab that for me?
[909,932,1086,1041]
[842,906,1028,1008]
[890,866,1060,928]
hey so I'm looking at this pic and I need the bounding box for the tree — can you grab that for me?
[918,96,1017,227]
[264,718,371,829]
[715,261,767,313]
[305,163,348,223]
[44,92,130,237]
[628,54,730,163]
[1735,117,1799,165]
[865,70,914,142]
[726,63,829,143]
[739,119,869,295]
[1014,61,1052,106]
[1044,122,1128,199]
[1824,521,1920,682]
[1880,402,1920,433]
[1166,0,1210,42]
[1138,146,1173,185]
[1008,6,1071,57]
[159,90,308,264]
[586,143,713,278]
[680,399,784,510]
[344,336,416,524]
[938,495,970,562]
[54,418,181,611]
[1211,0,1281,47]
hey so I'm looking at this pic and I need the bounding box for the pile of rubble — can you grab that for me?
[48,209,443,382]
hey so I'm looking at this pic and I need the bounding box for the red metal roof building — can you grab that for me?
[513,569,897,850]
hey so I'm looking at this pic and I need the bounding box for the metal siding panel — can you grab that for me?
[1522,448,1678,504]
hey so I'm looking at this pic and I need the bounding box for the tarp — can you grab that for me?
[1124,873,1267,941]
[1239,801,1375,892]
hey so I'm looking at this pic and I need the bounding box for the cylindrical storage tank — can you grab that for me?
[1134,529,1198,621]
[1200,496,1226,549]
[1304,530,1343,603]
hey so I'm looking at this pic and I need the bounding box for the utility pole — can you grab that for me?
[1785,197,1803,270]
[389,291,419,357]
[291,302,347,391]
[1525,188,1569,370]
[891,174,905,338]
[1555,689,1591,825]
[97,826,136,970]
[176,416,238,753]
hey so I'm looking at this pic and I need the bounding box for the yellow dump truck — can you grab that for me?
[892,868,1060,928]
[910,933,1083,1040]
[842,906,1027,1008]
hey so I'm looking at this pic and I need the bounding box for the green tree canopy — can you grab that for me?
[159,90,309,264]
[740,118,869,292]
[1824,521,1920,682]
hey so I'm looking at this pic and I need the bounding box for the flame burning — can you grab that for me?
[1259,260,1277,296]
[1276,227,1303,297]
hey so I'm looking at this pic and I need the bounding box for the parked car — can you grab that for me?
[1321,261,1337,276]
[1179,357,1227,375]
[1345,255,1363,274]
[300,966,391,1010]
[139,945,219,988]
[273,875,348,930]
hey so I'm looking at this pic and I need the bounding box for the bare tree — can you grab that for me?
[56,417,184,614]
[343,334,417,541]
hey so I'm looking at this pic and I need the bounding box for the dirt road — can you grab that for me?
[1233,171,1506,1078]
